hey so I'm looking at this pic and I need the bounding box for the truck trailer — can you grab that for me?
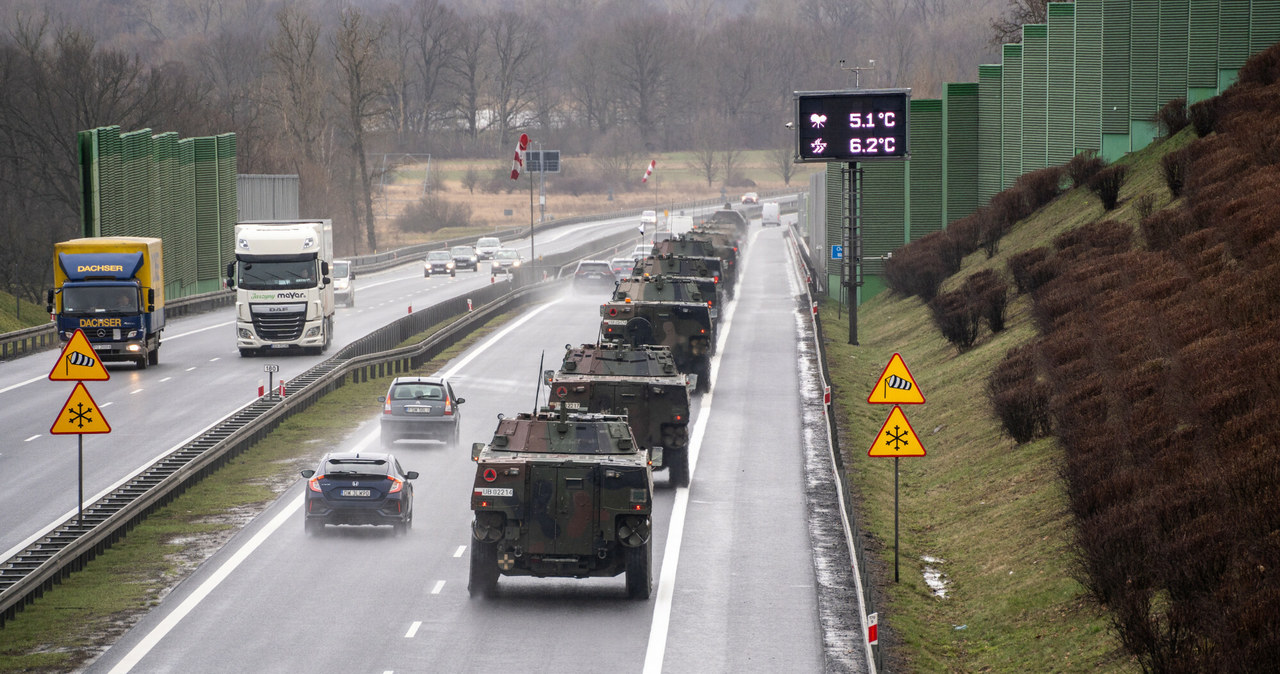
[47,236,165,369]
[226,220,335,356]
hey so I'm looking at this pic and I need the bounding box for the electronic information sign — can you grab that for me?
[794,89,910,162]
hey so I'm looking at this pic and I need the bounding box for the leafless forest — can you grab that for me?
[0,0,1001,294]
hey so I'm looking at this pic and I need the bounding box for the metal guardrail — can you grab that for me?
[0,229,639,627]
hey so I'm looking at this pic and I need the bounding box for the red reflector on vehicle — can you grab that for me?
[609,307,617,317]
[483,468,498,482]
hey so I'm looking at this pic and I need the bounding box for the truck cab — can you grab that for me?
[227,220,335,356]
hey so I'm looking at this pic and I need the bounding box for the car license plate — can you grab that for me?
[271,344,289,349]
[341,489,371,497]
[92,343,110,351]
[406,406,431,414]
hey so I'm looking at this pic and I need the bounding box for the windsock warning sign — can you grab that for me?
[867,353,923,404]
[49,329,110,382]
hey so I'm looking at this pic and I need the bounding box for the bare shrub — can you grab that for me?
[1006,247,1057,294]
[1015,166,1067,210]
[1067,151,1106,188]
[1160,146,1192,198]
[964,269,1008,332]
[1155,97,1189,138]
[1188,98,1219,137]
[1139,209,1198,250]
[1134,194,1156,219]
[946,210,984,258]
[1234,41,1280,88]
[394,194,473,233]
[987,345,1052,443]
[1088,164,1129,211]
[1053,220,1133,262]
[883,233,955,301]
[928,288,981,350]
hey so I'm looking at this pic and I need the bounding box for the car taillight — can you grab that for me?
[444,396,453,415]
[387,476,404,493]
[308,476,323,492]
[383,397,392,414]
[713,276,719,283]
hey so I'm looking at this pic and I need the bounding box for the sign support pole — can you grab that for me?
[894,456,900,582]
[529,166,536,264]
[847,160,862,345]
[78,434,84,527]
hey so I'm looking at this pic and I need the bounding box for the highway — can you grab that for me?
[0,214,649,560]
[85,223,830,673]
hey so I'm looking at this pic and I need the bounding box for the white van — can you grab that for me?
[332,259,355,307]
[761,202,781,227]
[640,210,658,231]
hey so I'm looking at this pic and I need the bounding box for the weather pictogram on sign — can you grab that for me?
[49,329,110,381]
[868,405,925,457]
[867,353,924,404]
[51,382,112,435]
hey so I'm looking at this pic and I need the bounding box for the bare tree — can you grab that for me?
[332,6,387,252]
[566,35,617,134]
[989,0,1050,46]
[608,14,685,149]
[451,13,487,145]
[408,0,459,139]
[590,127,644,192]
[488,10,544,149]
[689,114,721,187]
[267,4,327,165]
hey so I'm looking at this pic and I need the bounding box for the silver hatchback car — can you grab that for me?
[379,376,465,448]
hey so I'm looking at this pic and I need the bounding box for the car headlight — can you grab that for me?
[126,330,140,339]
[305,326,321,337]
[447,261,455,269]
[238,328,253,339]
[470,256,477,262]
[512,260,521,267]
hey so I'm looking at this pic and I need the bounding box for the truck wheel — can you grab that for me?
[625,540,652,600]
[668,447,690,488]
[147,347,159,366]
[136,353,148,370]
[239,348,254,358]
[469,540,499,598]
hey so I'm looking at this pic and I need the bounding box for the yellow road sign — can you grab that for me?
[51,382,111,435]
[868,405,925,457]
[48,329,110,381]
[867,353,923,404]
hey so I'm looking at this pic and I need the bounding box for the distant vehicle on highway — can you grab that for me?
[490,248,523,275]
[761,202,781,227]
[332,259,355,306]
[301,452,418,536]
[740,192,759,204]
[424,250,455,277]
[379,376,465,448]
[571,260,617,291]
[630,244,652,261]
[610,257,636,277]
[451,245,479,271]
[475,237,501,260]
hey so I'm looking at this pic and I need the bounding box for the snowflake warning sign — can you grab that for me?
[867,405,925,457]
[51,382,111,435]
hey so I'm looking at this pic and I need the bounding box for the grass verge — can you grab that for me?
[817,133,1194,671]
[0,309,522,673]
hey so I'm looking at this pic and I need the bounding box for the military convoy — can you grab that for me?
[468,409,654,599]
[547,343,694,487]
[466,203,755,598]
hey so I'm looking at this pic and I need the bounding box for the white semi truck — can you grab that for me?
[226,220,335,357]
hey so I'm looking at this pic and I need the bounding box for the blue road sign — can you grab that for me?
[831,245,844,260]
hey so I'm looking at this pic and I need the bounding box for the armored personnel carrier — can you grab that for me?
[633,255,723,321]
[702,206,750,242]
[468,410,654,599]
[652,235,737,299]
[548,343,693,487]
[600,275,715,392]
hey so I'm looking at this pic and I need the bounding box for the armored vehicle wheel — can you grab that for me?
[693,360,710,394]
[626,540,652,600]
[668,447,690,488]
[469,540,499,597]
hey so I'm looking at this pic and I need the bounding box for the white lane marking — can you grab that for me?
[0,375,44,395]
[130,389,143,395]
[165,321,234,340]
[107,495,303,674]
[102,401,114,407]
[185,367,196,372]
[25,435,39,442]
[453,546,466,558]
[160,377,172,383]
[643,229,756,674]
[208,357,220,362]
[431,580,445,595]
[440,300,559,380]
[405,621,422,638]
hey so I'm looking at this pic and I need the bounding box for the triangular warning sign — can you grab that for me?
[51,382,112,435]
[867,353,923,404]
[868,405,925,457]
[49,329,110,381]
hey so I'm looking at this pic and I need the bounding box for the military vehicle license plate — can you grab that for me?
[341,489,371,497]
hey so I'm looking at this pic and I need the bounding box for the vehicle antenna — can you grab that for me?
[533,350,545,414]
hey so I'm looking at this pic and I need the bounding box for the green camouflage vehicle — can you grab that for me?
[600,275,715,392]
[633,255,723,321]
[468,410,654,599]
[652,235,737,299]
[547,342,694,487]
[702,206,750,242]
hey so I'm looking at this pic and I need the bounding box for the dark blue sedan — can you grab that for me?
[301,452,418,536]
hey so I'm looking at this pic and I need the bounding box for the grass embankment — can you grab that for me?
[0,291,50,332]
[821,134,1194,672]
[0,311,520,673]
